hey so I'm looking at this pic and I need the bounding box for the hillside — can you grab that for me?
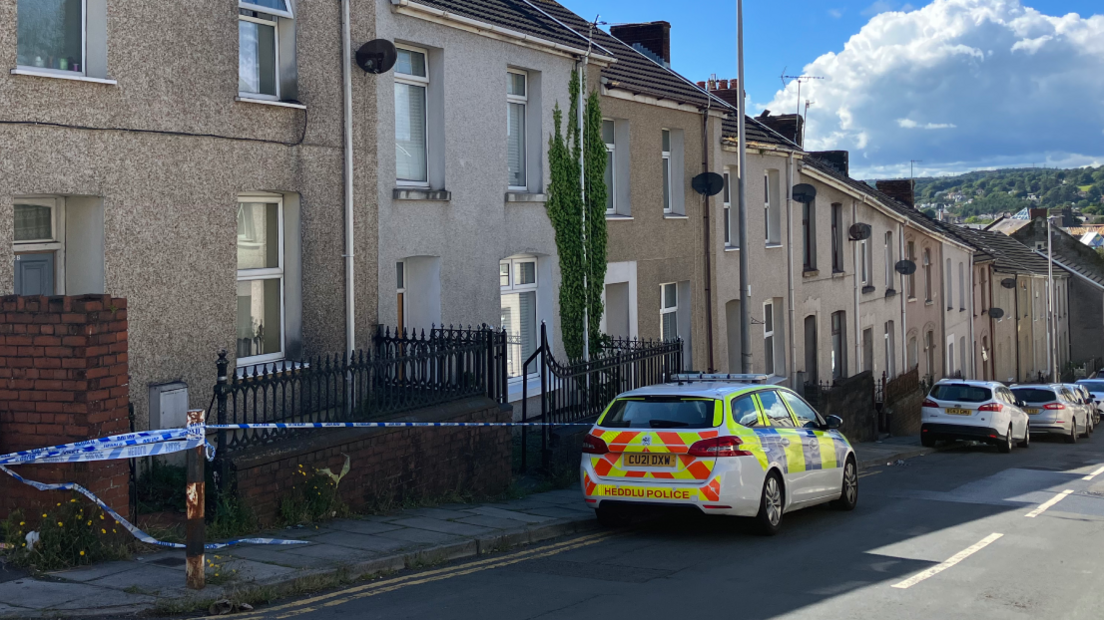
[909,165,1104,223]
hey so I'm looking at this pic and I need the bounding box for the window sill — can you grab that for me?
[832,270,846,279]
[908,296,918,302]
[11,68,116,85]
[235,359,308,378]
[765,243,783,249]
[862,285,876,295]
[606,214,634,221]
[925,300,934,306]
[886,288,897,298]
[507,375,543,404]
[393,188,452,201]
[960,308,967,312]
[724,245,740,252]
[505,192,547,204]
[663,214,689,220]
[802,269,819,278]
[235,96,307,110]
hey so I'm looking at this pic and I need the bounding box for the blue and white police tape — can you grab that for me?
[208,421,594,430]
[0,429,193,466]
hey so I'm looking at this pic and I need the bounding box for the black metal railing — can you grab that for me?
[212,325,507,456]
[519,323,683,471]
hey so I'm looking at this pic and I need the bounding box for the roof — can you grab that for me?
[1034,249,1104,290]
[721,115,802,150]
[618,381,768,400]
[409,0,601,56]
[951,227,1056,276]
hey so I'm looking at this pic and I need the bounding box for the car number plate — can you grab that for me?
[945,408,970,416]
[1025,408,1040,415]
[623,453,676,468]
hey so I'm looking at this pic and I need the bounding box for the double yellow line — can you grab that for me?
[234,531,618,619]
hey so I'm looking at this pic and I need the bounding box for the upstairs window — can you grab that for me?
[661,129,672,213]
[906,241,916,298]
[395,46,429,184]
[239,1,294,100]
[802,201,817,271]
[884,231,894,290]
[507,70,528,189]
[764,301,776,376]
[831,204,843,272]
[603,120,616,214]
[17,0,84,75]
[924,248,932,302]
[723,169,732,246]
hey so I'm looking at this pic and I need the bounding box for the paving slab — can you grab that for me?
[49,588,156,610]
[455,515,531,529]
[49,561,141,583]
[328,519,405,536]
[393,507,474,521]
[223,545,335,569]
[523,506,596,520]
[464,506,557,523]
[219,559,300,583]
[376,527,467,545]
[493,497,561,511]
[85,564,182,592]
[390,517,496,537]
[309,532,411,554]
[281,543,380,562]
[0,579,107,609]
[133,551,188,570]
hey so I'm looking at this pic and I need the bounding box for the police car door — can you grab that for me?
[780,390,843,500]
[756,390,816,505]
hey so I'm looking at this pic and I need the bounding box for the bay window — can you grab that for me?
[237,197,285,365]
[395,46,429,184]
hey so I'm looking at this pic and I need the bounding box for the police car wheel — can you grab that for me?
[831,457,858,511]
[755,472,784,536]
[595,504,631,528]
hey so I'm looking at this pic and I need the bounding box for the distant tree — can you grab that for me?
[922,208,937,219]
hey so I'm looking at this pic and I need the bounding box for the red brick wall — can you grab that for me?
[0,295,130,520]
[232,397,512,525]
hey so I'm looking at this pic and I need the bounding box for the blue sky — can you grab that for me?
[558,0,1104,177]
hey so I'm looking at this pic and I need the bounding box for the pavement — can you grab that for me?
[0,436,942,618]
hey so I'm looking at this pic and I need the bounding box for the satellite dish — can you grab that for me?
[1000,278,1017,289]
[895,259,917,275]
[848,223,872,241]
[988,307,1005,319]
[692,172,725,197]
[792,184,817,204]
[356,39,398,74]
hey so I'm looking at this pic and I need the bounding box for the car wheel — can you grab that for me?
[1067,419,1078,444]
[755,471,784,536]
[595,504,631,528]
[831,457,858,511]
[998,424,1013,453]
[1018,425,1031,448]
[1087,416,1094,436]
[921,433,936,448]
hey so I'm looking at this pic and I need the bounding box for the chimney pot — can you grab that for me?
[697,80,706,88]
[719,79,729,90]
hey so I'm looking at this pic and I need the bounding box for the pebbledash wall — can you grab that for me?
[0,295,131,519]
[229,397,513,525]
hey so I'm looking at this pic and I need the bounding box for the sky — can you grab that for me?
[557,0,1104,178]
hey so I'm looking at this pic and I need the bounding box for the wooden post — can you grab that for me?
[185,409,205,590]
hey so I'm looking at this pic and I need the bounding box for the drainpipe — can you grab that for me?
[700,106,716,372]
[898,222,906,377]
[341,0,356,355]
[967,247,976,379]
[852,199,860,377]
[1014,275,1021,381]
[786,152,796,385]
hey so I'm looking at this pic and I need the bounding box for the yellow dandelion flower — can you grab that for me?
[57,503,61,507]
[99,515,104,520]
[70,499,77,503]
[87,520,92,526]
[101,529,106,534]
[80,550,85,556]
[112,529,117,533]
[57,521,64,527]
[19,521,24,526]
[214,573,219,577]
[42,514,47,518]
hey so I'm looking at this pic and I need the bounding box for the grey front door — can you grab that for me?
[14,253,55,295]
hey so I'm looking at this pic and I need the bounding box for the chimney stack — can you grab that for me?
[809,151,849,178]
[705,78,740,108]
[756,111,804,147]
[610,22,672,67]
[875,180,915,209]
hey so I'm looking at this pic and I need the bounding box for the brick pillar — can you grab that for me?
[0,294,130,520]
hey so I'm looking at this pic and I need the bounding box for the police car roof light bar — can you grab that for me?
[672,373,771,385]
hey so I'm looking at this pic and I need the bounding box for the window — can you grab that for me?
[960,336,966,377]
[885,321,895,377]
[884,231,894,290]
[723,169,732,246]
[908,336,918,369]
[781,391,822,429]
[500,256,538,379]
[958,262,965,311]
[661,129,672,213]
[396,261,406,333]
[14,200,58,244]
[861,240,869,285]
[925,330,935,377]
[764,301,776,376]
[924,249,932,302]
[758,391,794,427]
[804,316,818,383]
[17,0,84,75]
[661,282,678,341]
[947,338,955,377]
[602,397,718,429]
[603,120,616,214]
[237,197,285,365]
[831,204,843,272]
[395,46,429,184]
[946,258,953,310]
[14,198,64,296]
[862,328,874,373]
[764,172,771,241]
[238,1,295,102]
[802,201,816,271]
[906,241,916,298]
[507,70,527,189]
[732,395,760,427]
[831,311,847,379]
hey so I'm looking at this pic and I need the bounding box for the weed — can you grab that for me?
[279,457,350,526]
[207,495,257,540]
[2,498,132,571]
[205,554,237,586]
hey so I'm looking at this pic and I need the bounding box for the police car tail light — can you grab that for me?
[922,399,938,408]
[978,403,1002,412]
[581,435,609,455]
[688,436,752,458]
[1044,403,1065,410]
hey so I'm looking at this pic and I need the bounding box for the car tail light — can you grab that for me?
[979,403,1002,412]
[922,399,938,408]
[581,435,609,454]
[688,436,752,457]
[1044,403,1066,410]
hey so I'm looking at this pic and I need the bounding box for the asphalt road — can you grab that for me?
[230,434,1104,620]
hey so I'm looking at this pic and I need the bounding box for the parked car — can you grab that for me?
[1074,379,1104,425]
[921,380,1030,452]
[1010,384,1092,443]
[580,374,857,535]
[1066,383,1098,428]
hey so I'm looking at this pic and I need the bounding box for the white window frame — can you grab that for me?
[861,240,869,285]
[396,260,407,331]
[924,249,932,301]
[506,69,528,191]
[395,44,431,187]
[603,119,617,215]
[764,301,776,376]
[13,197,66,295]
[240,1,294,18]
[237,7,284,102]
[661,129,672,214]
[723,169,732,246]
[946,258,953,310]
[884,231,894,289]
[660,282,678,341]
[906,241,916,298]
[885,321,895,377]
[501,255,539,381]
[16,0,87,78]
[236,193,286,367]
[764,172,771,242]
[958,262,965,311]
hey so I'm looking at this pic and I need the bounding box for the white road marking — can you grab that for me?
[891,533,1004,589]
[1082,466,1104,481]
[1025,489,1075,518]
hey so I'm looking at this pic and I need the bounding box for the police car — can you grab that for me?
[580,374,857,535]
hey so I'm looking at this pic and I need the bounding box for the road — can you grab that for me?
[227,435,1104,620]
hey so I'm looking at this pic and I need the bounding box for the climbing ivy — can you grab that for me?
[546,70,608,360]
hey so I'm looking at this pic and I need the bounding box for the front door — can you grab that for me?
[14,252,55,295]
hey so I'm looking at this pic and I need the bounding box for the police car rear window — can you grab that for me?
[600,397,717,429]
[929,384,991,403]
[1011,388,1058,404]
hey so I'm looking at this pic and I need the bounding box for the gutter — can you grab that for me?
[341,0,356,355]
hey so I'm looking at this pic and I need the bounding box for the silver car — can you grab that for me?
[1010,384,1092,443]
[1074,380,1104,425]
[1066,384,1098,427]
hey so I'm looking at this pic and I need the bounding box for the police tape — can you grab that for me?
[207,421,594,430]
[0,429,193,466]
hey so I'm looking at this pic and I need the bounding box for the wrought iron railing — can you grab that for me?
[518,323,683,471]
[212,325,507,456]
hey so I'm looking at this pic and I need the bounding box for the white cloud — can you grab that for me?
[767,0,1104,178]
[829,8,845,19]
[862,1,915,17]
